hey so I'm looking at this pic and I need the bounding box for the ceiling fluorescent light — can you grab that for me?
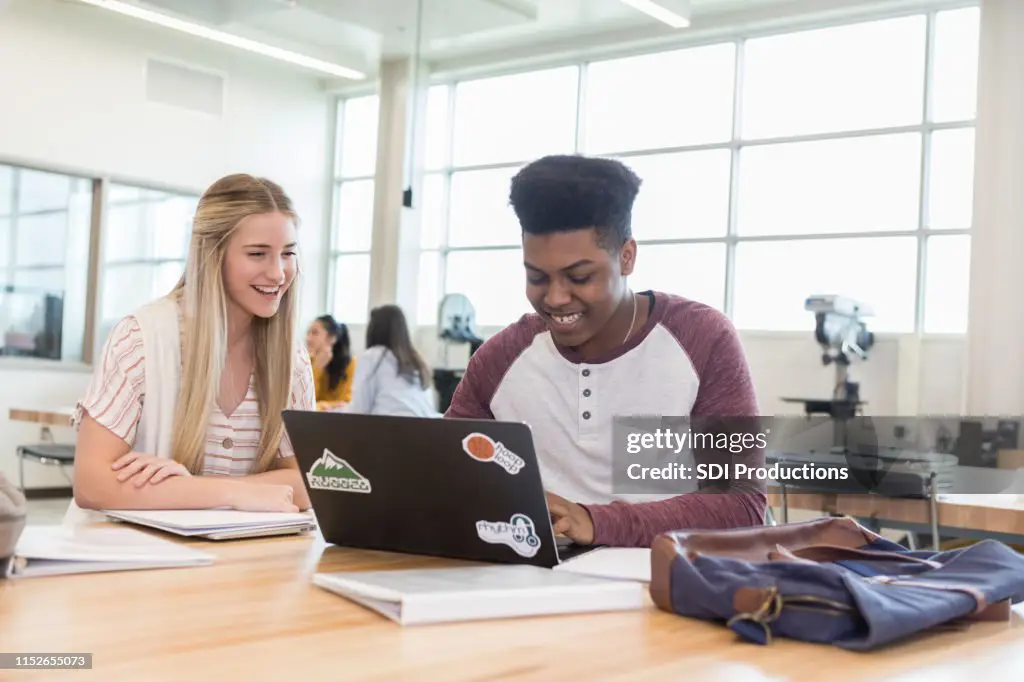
[75,0,365,80]
[620,0,691,29]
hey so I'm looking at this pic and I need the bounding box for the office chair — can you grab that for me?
[17,441,75,493]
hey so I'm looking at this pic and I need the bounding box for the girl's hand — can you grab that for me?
[112,453,191,487]
[311,345,333,370]
[228,483,299,513]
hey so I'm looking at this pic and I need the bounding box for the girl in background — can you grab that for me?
[346,305,438,418]
[306,314,355,410]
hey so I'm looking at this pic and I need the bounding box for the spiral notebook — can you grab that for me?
[553,548,652,582]
[6,524,214,579]
[313,564,647,626]
[104,509,317,540]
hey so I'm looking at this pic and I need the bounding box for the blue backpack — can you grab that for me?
[649,516,1024,650]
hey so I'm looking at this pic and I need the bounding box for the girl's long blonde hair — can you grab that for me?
[168,174,299,475]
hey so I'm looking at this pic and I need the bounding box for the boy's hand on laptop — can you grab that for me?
[547,491,594,545]
[112,453,191,487]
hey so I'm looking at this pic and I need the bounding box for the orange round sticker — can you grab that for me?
[464,433,496,461]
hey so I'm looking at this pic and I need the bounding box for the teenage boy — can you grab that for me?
[445,154,766,548]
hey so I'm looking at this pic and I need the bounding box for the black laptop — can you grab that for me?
[282,410,597,568]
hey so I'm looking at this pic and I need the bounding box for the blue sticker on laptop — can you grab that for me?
[476,513,541,557]
[306,449,372,494]
[462,433,525,475]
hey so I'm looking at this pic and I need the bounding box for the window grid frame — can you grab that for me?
[0,158,206,367]
[328,94,380,322]
[421,7,977,334]
[93,184,199,355]
[1,167,89,362]
[0,172,79,283]
[915,11,939,334]
[1,170,21,283]
[102,189,198,272]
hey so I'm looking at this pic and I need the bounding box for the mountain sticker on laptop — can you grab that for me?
[462,433,525,475]
[306,449,372,494]
[475,513,541,558]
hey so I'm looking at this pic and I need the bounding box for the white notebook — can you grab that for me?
[6,524,214,579]
[104,509,317,540]
[312,565,647,626]
[553,548,652,583]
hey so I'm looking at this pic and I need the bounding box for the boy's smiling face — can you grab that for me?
[522,227,636,351]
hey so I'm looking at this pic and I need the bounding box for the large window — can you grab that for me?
[584,44,736,153]
[0,164,93,361]
[330,94,379,325]
[418,67,581,327]
[0,164,206,365]
[422,6,980,333]
[98,183,199,344]
[740,16,926,139]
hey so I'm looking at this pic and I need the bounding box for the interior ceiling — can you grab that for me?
[113,0,854,77]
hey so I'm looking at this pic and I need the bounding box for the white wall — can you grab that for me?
[0,0,333,323]
[963,0,1024,415]
[0,0,333,489]
[0,367,92,488]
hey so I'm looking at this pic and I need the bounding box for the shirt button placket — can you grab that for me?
[581,366,593,424]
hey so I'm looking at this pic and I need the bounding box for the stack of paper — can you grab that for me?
[104,509,317,540]
[7,524,214,578]
[313,564,647,626]
[553,548,652,583]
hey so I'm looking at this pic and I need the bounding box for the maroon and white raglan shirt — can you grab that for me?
[445,290,767,548]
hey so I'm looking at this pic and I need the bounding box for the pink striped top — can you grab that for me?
[75,311,315,476]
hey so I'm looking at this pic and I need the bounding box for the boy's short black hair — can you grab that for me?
[509,155,642,251]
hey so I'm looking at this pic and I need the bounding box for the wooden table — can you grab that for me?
[8,407,75,428]
[769,491,1024,545]
[3,530,1024,682]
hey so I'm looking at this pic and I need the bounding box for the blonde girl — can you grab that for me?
[67,174,315,523]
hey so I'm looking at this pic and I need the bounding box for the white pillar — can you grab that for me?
[963,0,1024,416]
[896,335,922,416]
[367,57,428,323]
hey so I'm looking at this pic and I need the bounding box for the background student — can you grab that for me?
[306,314,355,410]
[345,304,439,418]
[67,173,316,524]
